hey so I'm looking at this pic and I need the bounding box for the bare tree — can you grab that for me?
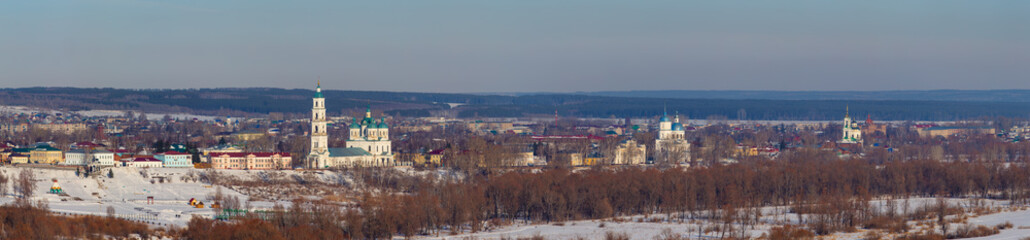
[0,171,8,197]
[15,169,36,200]
[107,206,116,218]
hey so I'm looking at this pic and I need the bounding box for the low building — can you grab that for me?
[10,153,29,164]
[200,145,244,158]
[614,139,647,165]
[232,131,266,142]
[155,151,193,168]
[917,126,996,138]
[427,149,447,166]
[210,152,291,170]
[36,123,89,134]
[129,157,163,168]
[28,145,63,164]
[63,149,88,165]
[92,150,116,166]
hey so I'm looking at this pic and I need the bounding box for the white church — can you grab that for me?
[308,82,395,168]
[654,111,690,163]
[839,106,863,144]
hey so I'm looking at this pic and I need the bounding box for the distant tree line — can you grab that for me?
[4,87,1030,120]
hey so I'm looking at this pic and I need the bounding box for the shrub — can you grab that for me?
[948,224,999,239]
[604,231,629,240]
[767,225,815,240]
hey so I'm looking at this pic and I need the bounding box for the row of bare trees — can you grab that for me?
[187,150,1030,239]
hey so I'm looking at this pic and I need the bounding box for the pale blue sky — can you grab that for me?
[1,1,1028,92]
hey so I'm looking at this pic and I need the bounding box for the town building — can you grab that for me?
[211,152,291,170]
[154,151,193,168]
[861,115,887,137]
[91,150,116,166]
[917,126,996,138]
[36,123,89,134]
[614,139,647,165]
[308,82,394,168]
[200,145,243,157]
[9,153,29,164]
[25,144,63,164]
[129,157,163,168]
[63,149,88,166]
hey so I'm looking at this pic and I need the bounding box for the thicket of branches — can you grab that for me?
[0,203,157,239]
[182,150,1030,239]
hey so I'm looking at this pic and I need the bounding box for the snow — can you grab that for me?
[965,208,1030,240]
[0,166,287,227]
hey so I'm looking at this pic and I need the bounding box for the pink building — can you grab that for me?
[210,152,291,170]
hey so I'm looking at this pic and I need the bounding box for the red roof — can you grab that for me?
[132,157,160,162]
[212,152,291,158]
[428,149,447,155]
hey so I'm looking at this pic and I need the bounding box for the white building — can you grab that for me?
[129,157,162,168]
[308,82,394,168]
[62,149,88,166]
[840,106,863,144]
[614,139,647,165]
[92,150,116,166]
[654,111,690,163]
[155,151,193,168]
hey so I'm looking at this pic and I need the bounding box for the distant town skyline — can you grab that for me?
[1,1,1028,92]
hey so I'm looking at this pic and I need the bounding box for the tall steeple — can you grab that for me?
[309,80,329,168]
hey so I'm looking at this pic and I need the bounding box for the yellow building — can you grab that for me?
[10,154,29,164]
[36,123,89,134]
[917,126,996,138]
[232,131,266,142]
[29,146,63,164]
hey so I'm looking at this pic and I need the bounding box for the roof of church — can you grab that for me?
[313,82,323,98]
[329,147,371,157]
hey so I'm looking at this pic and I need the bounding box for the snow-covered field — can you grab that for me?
[431,198,1030,240]
[0,166,302,227]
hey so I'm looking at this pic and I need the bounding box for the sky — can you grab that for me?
[1,0,1028,93]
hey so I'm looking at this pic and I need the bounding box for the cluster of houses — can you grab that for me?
[0,142,291,170]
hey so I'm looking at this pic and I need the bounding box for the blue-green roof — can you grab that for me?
[313,91,323,98]
[329,147,371,157]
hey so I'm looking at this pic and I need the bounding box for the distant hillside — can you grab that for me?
[0,87,508,117]
[1,87,1028,121]
[576,90,1030,102]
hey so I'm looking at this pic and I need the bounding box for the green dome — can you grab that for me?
[349,119,359,128]
[378,117,388,128]
[313,92,323,98]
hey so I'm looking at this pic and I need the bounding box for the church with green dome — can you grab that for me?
[308,82,395,168]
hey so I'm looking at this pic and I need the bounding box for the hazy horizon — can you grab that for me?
[2,1,1028,92]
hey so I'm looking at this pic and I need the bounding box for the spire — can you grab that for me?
[365,105,372,118]
[846,105,849,118]
[313,80,324,98]
[674,111,680,123]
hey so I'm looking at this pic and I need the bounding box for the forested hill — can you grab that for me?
[578,89,1030,102]
[1,87,1028,121]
